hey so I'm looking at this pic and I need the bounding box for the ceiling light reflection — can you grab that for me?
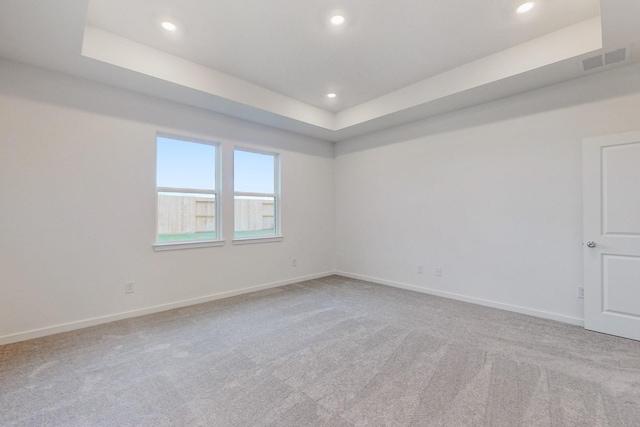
[161,21,177,31]
[516,2,535,14]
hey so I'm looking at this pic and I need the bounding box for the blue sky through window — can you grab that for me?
[157,137,216,190]
[157,137,276,193]
[234,149,275,194]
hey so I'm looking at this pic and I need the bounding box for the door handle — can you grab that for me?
[586,241,596,248]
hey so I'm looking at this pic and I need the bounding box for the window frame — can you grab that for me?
[233,146,282,244]
[153,133,223,251]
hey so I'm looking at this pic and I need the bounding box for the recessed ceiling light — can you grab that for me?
[327,93,337,98]
[161,21,177,31]
[330,15,345,25]
[516,2,535,14]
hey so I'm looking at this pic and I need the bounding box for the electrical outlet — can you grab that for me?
[435,268,442,277]
[578,286,584,299]
[125,282,135,294]
[417,265,424,274]
[292,259,297,267]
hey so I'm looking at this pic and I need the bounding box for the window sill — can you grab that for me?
[233,236,284,245]
[153,240,226,252]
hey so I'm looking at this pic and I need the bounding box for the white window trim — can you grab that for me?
[232,236,284,245]
[155,133,223,249]
[153,239,226,252]
[233,146,281,243]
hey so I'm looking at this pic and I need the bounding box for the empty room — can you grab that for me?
[1,0,640,425]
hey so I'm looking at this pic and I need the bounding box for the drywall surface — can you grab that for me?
[335,62,640,325]
[0,60,335,343]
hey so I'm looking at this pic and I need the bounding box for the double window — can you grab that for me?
[155,135,280,247]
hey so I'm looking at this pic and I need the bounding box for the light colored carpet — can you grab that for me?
[1,275,640,426]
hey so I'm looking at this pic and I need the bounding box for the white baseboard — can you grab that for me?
[0,270,584,346]
[0,271,335,345]
[335,271,585,327]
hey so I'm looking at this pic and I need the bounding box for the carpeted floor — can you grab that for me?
[1,275,640,426]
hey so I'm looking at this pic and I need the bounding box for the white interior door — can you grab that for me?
[583,131,640,341]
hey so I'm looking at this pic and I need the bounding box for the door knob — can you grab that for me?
[586,241,596,248]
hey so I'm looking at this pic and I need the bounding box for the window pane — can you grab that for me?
[234,150,274,193]
[157,192,216,242]
[234,196,275,238]
[157,137,216,190]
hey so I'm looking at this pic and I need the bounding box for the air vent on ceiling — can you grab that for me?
[604,48,627,65]
[582,47,629,72]
[583,55,604,71]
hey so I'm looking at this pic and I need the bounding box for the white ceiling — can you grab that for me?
[1,1,640,142]
[85,0,600,111]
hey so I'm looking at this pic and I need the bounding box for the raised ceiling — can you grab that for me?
[85,0,600,111]
[1,1,640,142]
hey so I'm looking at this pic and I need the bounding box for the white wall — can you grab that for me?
[335,62,640,325]
[0,60,335,343]
[3,57,640,344]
